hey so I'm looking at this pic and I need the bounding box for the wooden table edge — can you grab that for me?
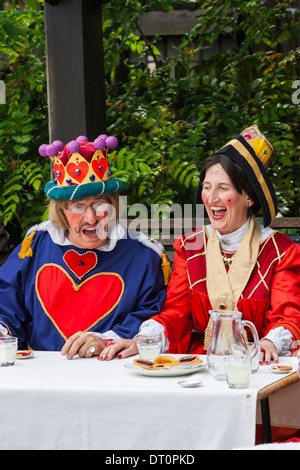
[257,372,300,400]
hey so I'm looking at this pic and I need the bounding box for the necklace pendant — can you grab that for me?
[222,253,234,264]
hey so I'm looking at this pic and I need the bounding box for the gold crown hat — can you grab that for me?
[41,134,124,200]
[195,125,277,227]
[240,125,274,168]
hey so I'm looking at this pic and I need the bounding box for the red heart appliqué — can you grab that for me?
[36,265,124,339]
[53,162,65,185]
[63,250,97,280]
[67,161,89,183]
[92,157,108,180]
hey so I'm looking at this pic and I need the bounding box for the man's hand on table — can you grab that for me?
[61,331,106,359]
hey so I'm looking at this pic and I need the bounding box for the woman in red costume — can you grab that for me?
[100,125,300,365]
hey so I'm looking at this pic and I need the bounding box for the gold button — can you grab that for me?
[219,303,227,310]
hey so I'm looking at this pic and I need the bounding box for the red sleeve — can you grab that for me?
[152,237,193,353]
[265,243,300,351]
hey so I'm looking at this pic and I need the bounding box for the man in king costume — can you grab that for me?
[0,134,168,357]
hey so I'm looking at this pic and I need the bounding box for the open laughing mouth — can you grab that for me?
[82,226,98,237]
[211,206,227,219]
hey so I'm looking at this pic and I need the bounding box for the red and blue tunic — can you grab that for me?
[0,230,166,350]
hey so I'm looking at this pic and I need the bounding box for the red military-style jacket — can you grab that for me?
[153,227,300,354]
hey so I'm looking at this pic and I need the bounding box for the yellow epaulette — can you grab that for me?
[161,252,172,286]
[18,231,36,259]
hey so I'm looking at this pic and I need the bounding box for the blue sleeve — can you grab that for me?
[0,245,33,349]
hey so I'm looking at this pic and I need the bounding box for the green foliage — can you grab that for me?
[0,3,48,248]
[103,0,300,215]
[0,0,299,250]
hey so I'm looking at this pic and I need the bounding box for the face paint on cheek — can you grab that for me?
[66,213,82,234]
[74,225,83,234]
[225,193,235,204]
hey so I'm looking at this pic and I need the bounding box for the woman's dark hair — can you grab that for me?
[199,153,260,214]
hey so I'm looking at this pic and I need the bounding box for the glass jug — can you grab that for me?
[207,310,260,381]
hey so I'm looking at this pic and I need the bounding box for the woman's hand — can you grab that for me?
[99,338,138,361]
[259,339,279,365]
[61,331,105,359]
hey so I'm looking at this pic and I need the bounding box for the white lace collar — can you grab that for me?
[26,220,126,252]
[206,218,273,252]
[25,220,164,257]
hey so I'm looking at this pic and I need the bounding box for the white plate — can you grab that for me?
[16,350,34,359]
[269,366,293,374]
[177,380,202,388]
[124,361,206,377]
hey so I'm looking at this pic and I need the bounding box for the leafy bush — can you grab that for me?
[0,3,48,248]
[0,0,299,250]
[103,0,300,215]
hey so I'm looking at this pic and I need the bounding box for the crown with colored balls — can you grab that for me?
[39,134,118,187]
[41,134,124,200]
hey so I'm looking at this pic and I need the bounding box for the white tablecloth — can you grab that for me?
[0,352,298,450]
